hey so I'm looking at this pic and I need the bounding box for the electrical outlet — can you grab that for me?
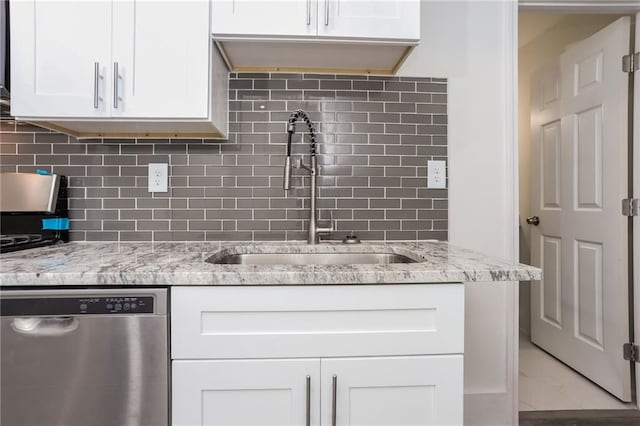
[148,163,168,193]
[427,160,447,189]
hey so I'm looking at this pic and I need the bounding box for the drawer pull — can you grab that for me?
[331,374,337,426]
[306,375,311,426]
[325,0,330,26]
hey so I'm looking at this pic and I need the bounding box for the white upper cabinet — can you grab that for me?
[112,1,210,118]
[318,0,420,40]
[11,1,112,117]
[212,0,419,41]
[10,0,228,138]
[212,0,318,37]
[210,0,420,74]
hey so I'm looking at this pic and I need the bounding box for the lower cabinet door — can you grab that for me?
[321,356,463,426]
[172,359,320,426]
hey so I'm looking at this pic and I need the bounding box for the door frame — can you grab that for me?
[519,1,640,14]
[515,0,640,413]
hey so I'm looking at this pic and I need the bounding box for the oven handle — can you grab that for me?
[11,317,79,336]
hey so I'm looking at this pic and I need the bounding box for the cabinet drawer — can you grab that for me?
[171,284,463,359]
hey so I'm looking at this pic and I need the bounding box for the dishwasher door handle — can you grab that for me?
[11,317,79,336]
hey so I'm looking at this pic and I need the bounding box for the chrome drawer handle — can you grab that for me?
[331,374,337,426]
[306,375,311,426]
[325,0,330,26]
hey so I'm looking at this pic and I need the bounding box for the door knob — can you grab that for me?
[526,216,540,226]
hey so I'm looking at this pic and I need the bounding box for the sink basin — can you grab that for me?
[209,252,417,265]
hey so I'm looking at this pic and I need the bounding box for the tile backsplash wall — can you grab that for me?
[0,73,447,242]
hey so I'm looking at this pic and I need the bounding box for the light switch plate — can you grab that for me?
[148,163,168,193]
[427,160,447,189]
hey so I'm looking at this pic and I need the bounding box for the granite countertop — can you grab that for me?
[0,241,541,286]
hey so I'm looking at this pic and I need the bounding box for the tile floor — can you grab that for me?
[519,333,636,411]
[519,409,640,426]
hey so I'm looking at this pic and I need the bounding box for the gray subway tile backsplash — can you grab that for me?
[0,73,447,242]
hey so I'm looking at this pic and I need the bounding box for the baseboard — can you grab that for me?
[465,392,512,426]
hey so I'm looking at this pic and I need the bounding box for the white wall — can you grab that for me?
[398,1,518,424]
[517,13,620,336]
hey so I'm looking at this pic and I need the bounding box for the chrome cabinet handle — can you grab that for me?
[325,0,329,26]
[331,374,337,426]
[526,216,540,226]
[93,62,100,109]
[113,62,120,109]
[306,375,311,426]
[306,0,311,25]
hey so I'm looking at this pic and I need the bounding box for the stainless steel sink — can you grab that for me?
[209,252,417,265]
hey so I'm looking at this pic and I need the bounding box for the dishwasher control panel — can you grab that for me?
[0,296,155,316]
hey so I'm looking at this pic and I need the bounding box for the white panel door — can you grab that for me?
[634,12,640,405]
[530,16,631,401]
[172,359,320,426]
[212,0,317,37]
[320,356,463,426]
[10,0,112,117]
[530,59,564,337]
[112,0,210,118]
[318,0,419,40]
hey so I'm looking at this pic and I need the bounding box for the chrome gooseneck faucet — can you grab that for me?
[283,109,334,244]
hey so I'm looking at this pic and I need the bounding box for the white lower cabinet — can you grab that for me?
[171,285,464,426]
[172,356,462,426]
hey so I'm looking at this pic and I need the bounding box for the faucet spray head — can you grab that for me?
[283,156,292,190]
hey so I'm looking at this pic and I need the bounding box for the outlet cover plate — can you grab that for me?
[148,163,168,193]
[427,160,446,189]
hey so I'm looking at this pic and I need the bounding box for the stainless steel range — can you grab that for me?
[0,172,69,252]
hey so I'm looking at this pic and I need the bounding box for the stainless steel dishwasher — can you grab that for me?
[0,288,168,426]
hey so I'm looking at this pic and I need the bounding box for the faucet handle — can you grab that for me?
[295,157,313,173]
[318,210,335,234]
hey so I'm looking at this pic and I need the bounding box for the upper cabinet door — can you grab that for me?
[212,0,318,37]
[111,0,211,118]
[10,0,112,117]
[318,0,420,40]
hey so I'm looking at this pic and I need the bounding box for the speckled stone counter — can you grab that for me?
[0,241,541,286]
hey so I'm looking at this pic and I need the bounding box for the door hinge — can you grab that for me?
[623,343,639,362]
[622,198,639,216]
[622,52,639,73]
